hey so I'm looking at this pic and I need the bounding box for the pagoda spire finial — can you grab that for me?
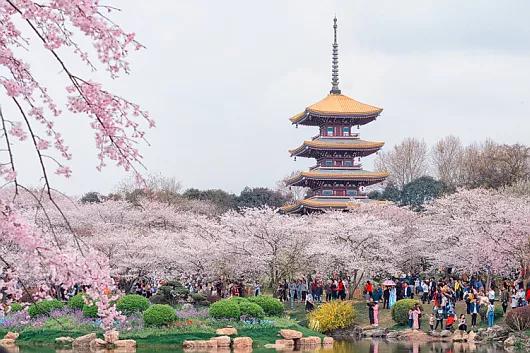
[330,16,341,95]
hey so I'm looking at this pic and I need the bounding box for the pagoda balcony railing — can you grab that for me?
[310,165,362,170]
[311,132,360,140]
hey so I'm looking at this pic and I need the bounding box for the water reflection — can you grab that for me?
[13,340,507,353]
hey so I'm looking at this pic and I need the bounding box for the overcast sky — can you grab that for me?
[8,0,530,195]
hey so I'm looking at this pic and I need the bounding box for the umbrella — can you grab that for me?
[382,279,396,286]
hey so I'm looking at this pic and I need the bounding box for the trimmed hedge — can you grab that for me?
[209,299,241,319]
[117,294,150,315]
[67,294,86,310]
[391,299,422,325]
[10,303,24,313]
[143,304,177,326]
[239,301,265,319]
[82,304,99,318]
[28,299,64,318]
[506,306,530,331]
[308,300,356,333]
[247,296,283,316]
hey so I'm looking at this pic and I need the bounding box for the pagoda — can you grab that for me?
[281,18,388,214]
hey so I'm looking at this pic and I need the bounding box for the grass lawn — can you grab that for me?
[283,299,504,332]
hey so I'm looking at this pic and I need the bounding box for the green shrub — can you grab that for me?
[479,304,504,320]
[10,303,23,313]
[82,304,99,318]
[143,304,177,326]
[67,294,86,310]
[28,299,64,318]
[209,299,241,319]
[308,300,356,332]
[247,296,283,316]
[117,294,150,315]
[191,293,207,303]
[506,306,530,331]
[391,299,422,325]
[156,281,189,305]
[239,301,265,319]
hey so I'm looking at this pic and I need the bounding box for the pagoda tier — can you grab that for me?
[289,137,384,158]
[290,93,382,127]
[281,196,383,214]
[286,168,389,188]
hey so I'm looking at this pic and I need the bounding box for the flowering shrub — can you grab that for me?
[117,294,150,315]
[143,304,177,327]
[0,308,96,331]
[115,312,144,332]
[28,299,64,318]
[308,300,356,333]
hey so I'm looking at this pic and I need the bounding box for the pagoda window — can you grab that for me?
[342,126,350,136]
[335,160,343,167]
[326,126,334,136]
[324,159,333,167]
[322,189,333,196]
[347,189,357,196]
[344,160,353,167]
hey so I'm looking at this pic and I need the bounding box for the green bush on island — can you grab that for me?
[82,304,99,318]
[117,294,150,315]
[28,299,64,318]
[209,298,241,319]
[391,299,422,325]
[239,301,265,319]
[247,296,283,316]
[10,303,24,313]
[67,293,86,310]
[143,304,177,326]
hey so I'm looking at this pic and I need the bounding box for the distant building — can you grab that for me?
[281,18,388,214]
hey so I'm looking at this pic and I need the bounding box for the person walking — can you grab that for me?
[435,306,444,331]
[429,313,435,332]
[364,281,373,300]
[288,281,297,309]
[487,301,495,327]
[501,286,509,314]
[373,301,379,327]
[412,304,421,330]
[337,279,346,300]
[367,299,375,326]
[470,298,479,329]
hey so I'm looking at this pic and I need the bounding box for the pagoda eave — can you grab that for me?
[280,196,388,214]
[289,140,384,158]
[290,112,380,126]
[286,171,389,188]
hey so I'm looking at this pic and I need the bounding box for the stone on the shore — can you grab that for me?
[386,331,400,339]
[504,335,517,347]
[104,329,120,343]
[233,337,253,348]
[467,331,477,343]
[323,336,334,345]
[4,332,19,340]
[73,333,97,348]
[452,330,466,342]
[216,327,238,336]
[276,339,295,346]
[55,337,74,345]
[300,336,321,345]
[279,329,303,340]
[211,335,231,347]
[0,339,16,346]
[90,338,108,350]
[183,340,205,348]
[363,329,386,338]
[114,339,137,348]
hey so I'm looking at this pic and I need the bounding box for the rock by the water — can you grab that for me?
[73,333,97,348]
[114,339,137,348]
[55,337,74,346]
[216,327,238,336]
[279,329,303,340]
[233,337,253,348]
[363,329,386,338]
[467,331,477,343]
[0,339,16,346]
[90,338,107,350]
[276,339,294,347]
[299,336,321,345]
[3,332,19,340]
[104,329,120,343]
[386,331,400,339]
[440,330,452,338]
[323,336,334,345]
[211,335,231,347]
[504,335,517,347]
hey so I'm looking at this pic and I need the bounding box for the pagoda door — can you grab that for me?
[335,190,346,196]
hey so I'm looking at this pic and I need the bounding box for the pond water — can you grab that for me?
[11,340,507,353]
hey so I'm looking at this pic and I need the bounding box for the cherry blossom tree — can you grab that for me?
[0,0,152,326]
[422,188,530,287]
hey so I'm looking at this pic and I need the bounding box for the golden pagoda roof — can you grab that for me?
[280,197,390,214]
[290,93,383,123]
[286,169,389,185]
[289,138,384,156]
